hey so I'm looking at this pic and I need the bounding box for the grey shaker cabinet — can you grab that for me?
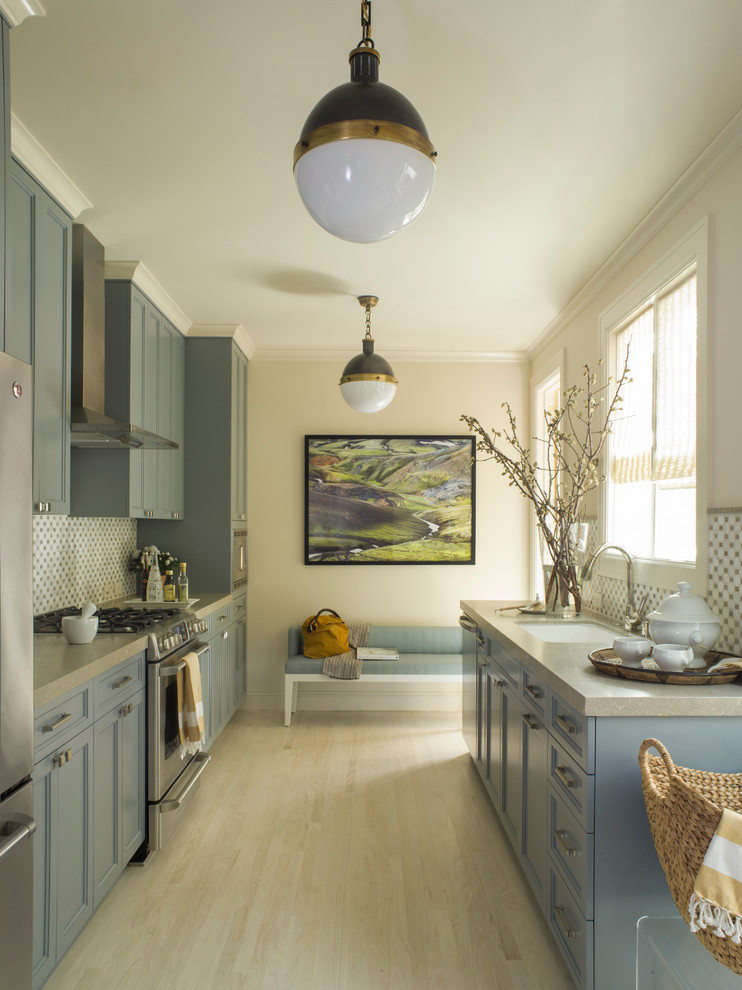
[0,18,8,352]
[70,281,184,519]
[231,344,248,525]
[139,335,249,591]
[7,158,72,515]
[33,654,146,988]
[92,656,146,909]
[32,717,94,990]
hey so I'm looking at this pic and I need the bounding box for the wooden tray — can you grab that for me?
[587,648,741,685]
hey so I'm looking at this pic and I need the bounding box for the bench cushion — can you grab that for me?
[287,624,462,658]
[285,653,462,676]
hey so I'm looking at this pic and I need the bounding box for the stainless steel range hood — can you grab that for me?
[70,225,178,450]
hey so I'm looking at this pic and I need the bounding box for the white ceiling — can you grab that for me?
[8,0,742,358]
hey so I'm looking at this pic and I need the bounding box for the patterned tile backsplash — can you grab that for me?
[33,515,138,614]
[34,510,742,653]
[585,509,742,655]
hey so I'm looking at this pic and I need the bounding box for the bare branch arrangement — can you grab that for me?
[462,357,630,612]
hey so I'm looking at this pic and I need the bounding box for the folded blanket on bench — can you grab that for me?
[322,621,370,680]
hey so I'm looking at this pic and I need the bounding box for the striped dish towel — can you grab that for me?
[176,651,205,758]
[689,808,742,943]
[322,621,370,679]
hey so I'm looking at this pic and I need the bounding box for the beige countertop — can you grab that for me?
[461,599,742,717]
[34,592,234,709]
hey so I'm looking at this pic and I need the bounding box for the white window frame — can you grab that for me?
[598,219,708,593]
[530,349,565,600]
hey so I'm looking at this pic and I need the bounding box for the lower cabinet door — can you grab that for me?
[52,727,95,964]
[521,705,548,906]
[94,689,146,908]
[121,689,146,863]
[500,683,523,845]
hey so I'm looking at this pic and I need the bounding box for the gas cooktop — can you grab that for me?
[34,605,184,635]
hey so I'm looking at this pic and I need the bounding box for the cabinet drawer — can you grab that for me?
[521,667,547,717]
[231,594,246,621]
[487,636,519,687]
[94,653,145,718]
[548,737,594,831]
[550,691,594,772]
[209,605,232,633]
[548,785,594,919]
[548,864,594,990]
[34,685,92,760]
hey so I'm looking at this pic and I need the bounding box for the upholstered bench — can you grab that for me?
[285,625,463,726]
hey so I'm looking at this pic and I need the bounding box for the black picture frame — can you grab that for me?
[305,435,476,565]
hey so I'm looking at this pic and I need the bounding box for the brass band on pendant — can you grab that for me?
[339,372,398,385]
[294,119,437,169]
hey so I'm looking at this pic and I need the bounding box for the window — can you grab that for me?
[600,220,707,583]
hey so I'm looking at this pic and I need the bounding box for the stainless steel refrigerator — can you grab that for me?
[0,349,35,989]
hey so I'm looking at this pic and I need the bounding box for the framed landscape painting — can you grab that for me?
[305,435,475,565]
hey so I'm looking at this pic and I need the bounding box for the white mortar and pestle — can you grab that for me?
[61,602,98,644]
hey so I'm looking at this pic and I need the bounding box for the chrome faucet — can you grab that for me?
[583,543,646,632]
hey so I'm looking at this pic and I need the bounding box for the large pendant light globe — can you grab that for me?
[293,2,436,243]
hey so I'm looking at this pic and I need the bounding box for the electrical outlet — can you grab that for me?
[113,580,123,599]
[103,581,114,602]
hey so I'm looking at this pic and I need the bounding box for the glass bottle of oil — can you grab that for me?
[163,570,176,602]
[177,562,189,603]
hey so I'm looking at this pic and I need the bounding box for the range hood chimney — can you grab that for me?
[70,224,178,450]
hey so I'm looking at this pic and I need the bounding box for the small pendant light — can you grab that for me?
[339,296,398,413]
[293,1,437,243]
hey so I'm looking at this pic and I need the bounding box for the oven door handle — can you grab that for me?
[158,642,209,678]
[160,752,211,812]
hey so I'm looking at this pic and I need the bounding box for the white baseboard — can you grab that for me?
[245,683,462,713]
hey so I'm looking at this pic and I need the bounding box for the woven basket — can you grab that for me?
[639,737,742,974]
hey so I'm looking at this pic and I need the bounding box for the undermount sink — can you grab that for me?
[517,621,615,643]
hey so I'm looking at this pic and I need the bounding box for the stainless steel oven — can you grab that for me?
[145,612,211,854]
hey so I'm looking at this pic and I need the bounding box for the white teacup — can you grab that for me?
[651,643,695,671]
[612,637,652,664]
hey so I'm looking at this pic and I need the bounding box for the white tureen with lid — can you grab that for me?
[646,581,721,665]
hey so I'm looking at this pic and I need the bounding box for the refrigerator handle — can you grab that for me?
[0,815,36,865]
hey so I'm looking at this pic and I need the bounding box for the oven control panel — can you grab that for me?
[147,614,209,661]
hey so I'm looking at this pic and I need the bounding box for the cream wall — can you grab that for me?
[531,143,742,511]
[245,359,531,710]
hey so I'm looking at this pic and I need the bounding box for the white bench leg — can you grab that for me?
[285,676,298,726]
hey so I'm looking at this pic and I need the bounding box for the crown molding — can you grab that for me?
[11,114,93,217]
[104,261,191,334]
[188,323,255,360]
[0,0,44,27]
[250,347,527,363]
[527,106,742,360]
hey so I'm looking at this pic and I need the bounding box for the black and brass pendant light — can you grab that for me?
[293,0,437,243]
[339,295,397,412]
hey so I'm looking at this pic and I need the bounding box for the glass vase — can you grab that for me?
[538,522,589,615]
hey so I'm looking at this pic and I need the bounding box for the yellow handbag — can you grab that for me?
[301,608,351,658]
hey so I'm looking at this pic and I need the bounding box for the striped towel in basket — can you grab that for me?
[177,651,205,758]
[322,622,370,680]
[690,808,742,944]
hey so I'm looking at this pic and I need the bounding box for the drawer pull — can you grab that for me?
[554,905,577,939]
[554,765,577,789]
[42,712,72,733]
[525,683,543,700]
[555,829,579,857]
[521,712,540,730]
[53,748,72,767]
[112,674,133,690]
[556,713,577,734]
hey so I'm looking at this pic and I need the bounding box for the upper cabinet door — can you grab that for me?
[230,344,247,525]
[7,159,72,515]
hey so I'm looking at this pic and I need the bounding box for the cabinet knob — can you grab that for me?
[119,702,133,718]
[53,749,72,768]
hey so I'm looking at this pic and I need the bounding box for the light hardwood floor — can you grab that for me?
[46,710,574,990]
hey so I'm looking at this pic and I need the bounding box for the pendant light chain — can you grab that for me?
[364,300,373,340]
[359,1,373,49]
